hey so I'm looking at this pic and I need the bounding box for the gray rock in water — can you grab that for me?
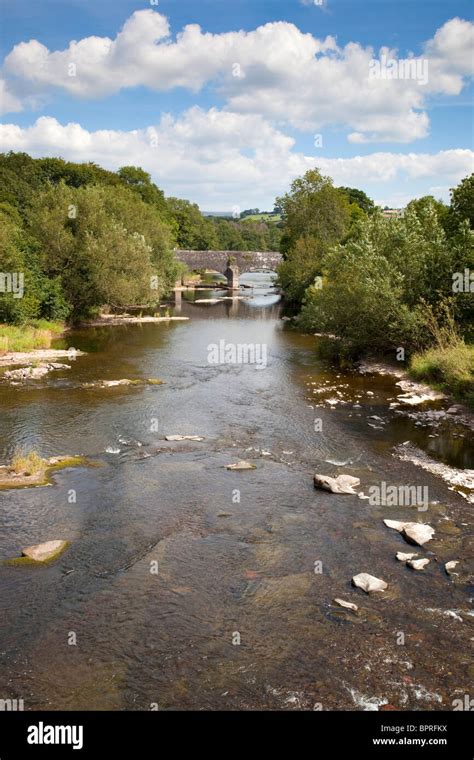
[102,379,134,387]
[396,551,418,561]
[165,435,205,442]
[384,519,435,546]
[4,363,70,381]
[352,573,388,593]
[21,540,69,562]
[226,460,257,470]
[445,560,460,575]
[314,473,360,494]
[334,598,358,611]
[446,406,461,415]
[407,558,430,571]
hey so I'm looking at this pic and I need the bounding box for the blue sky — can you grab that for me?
[0,0,472,210]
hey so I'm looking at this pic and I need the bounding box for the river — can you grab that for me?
[0,273,472,710]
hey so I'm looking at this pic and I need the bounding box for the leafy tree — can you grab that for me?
[27,183,176,318]
[277,169,351,256]
[337,187,375,215]
[117,166,171,222]
[405,195,448,227]
[298,199,472,358]
[167,198,219,250]
[276,168,351,304]
[0,152,43,213]
[0,206,44,322]
[299,237,424,358]
[38,157,120,189]
[278,236,324,304]
[445,173,474,234]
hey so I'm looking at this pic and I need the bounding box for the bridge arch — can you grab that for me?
[174,249,282,288]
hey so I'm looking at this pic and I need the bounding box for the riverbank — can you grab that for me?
[82,314,190,327]
[0,315,188,365]
[0,320,66,353]
[357,359,473,424]
[313,332,473,410]
[0,348,84,367]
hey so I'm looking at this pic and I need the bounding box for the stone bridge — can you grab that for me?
[174,249,282,288]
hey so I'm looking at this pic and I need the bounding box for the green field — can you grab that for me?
[242,213,282,223]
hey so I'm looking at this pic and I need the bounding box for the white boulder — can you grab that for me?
[383,519,435,546]
[407,558,430,571]
[352,573,388,593]
[314,473,361,494]
[334,598,358,611]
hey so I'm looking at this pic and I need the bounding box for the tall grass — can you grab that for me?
[10,448,46,476]
[408,299,474,406]
[0,321,64,353]
[410,341,474,405]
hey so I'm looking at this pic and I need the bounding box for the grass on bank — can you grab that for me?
[10,449,45,476]
[410,340,474,406]
[0,320,64,353]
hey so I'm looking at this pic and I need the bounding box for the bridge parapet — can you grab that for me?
[174,249,282,276]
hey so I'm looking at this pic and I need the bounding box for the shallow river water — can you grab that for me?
[0,274,472,710]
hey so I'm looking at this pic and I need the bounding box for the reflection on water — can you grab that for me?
[0,273,472,710]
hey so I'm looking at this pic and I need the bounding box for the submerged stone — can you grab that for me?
[4,363,71,381]
[165,435,204,441]
[21,540,69,562]
[226,460,257,470]
[334,598,358,611]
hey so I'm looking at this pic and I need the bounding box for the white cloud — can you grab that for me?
[0,78,23,113]
[2,12,473,142]
[0,111,471,210]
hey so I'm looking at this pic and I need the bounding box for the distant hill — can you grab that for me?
[202,211,234,217]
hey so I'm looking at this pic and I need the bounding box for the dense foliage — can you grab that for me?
[276,169,352,304]
[168,200,282,252]
[0,152,280,323]
[0,153,184,322]
[277,168,473,399]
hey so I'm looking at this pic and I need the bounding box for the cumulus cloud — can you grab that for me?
[0,111,471,209]
[0,78,23,113]
[1,12,473,142]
